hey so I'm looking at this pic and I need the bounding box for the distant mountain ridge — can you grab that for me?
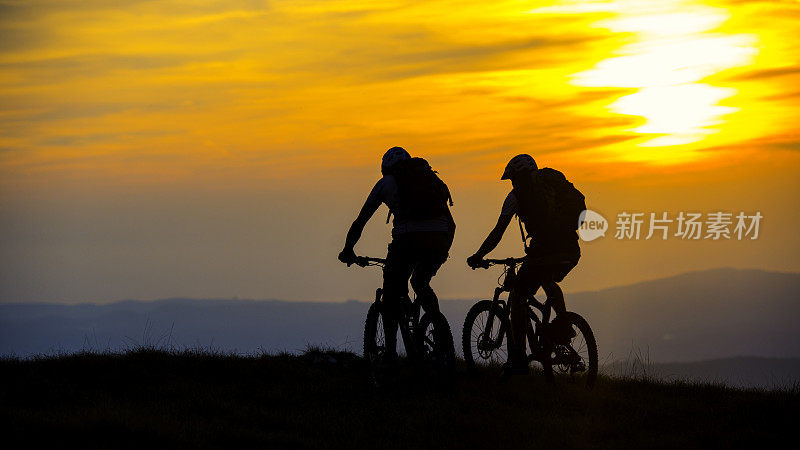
[0,298,370,356]
[2,267,799,389]
[563,267,800,362]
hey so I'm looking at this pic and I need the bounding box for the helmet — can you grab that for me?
[501,154,537,180]
[381,146,411,173]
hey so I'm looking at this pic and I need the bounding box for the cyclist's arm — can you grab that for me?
[343,180,384,250]
[473,213,512,258]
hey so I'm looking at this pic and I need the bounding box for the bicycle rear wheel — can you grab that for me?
[418,311,456,377]
[462,300,509,373]
[540,311,598,388]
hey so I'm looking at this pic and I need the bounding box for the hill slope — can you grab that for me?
[565,268,800,361]
[1,350,796,449]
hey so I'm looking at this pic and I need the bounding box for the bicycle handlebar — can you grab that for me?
[471,256,525,269]
[353,256,386,267]
[352,255,520,269]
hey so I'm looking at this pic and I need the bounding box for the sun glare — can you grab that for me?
[568,0,758,162]
[615,84,738,147]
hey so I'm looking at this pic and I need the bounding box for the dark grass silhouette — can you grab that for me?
[2,348,796,449]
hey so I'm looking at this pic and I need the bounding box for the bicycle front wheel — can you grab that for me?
[462,300,508,373]
[363,302,391,367]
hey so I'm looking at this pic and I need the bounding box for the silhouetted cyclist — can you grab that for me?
[467,154,585,375]
[339,147,455,362]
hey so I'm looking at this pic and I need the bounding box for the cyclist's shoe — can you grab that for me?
[383,349,398,364]
[501,361,530,379]
[546,317,576,345]
[374,351,399,372]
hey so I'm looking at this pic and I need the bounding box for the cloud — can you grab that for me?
[364,35,602,82]
[0,53,228,86]
[726,66,800,81]
[0,0,798,180]
[37,130,177,147]
[763,90,800,101]
[702,134,800,154]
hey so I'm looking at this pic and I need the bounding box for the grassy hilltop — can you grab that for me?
[2,349,796,449]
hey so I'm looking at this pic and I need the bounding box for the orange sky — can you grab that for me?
[1,0,799,303]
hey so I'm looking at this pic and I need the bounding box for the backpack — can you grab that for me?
[514,167,586,241]
[388,157,452,222]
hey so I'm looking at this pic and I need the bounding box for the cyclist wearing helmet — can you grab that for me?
[339,147,456,361]
[467,154,581,375]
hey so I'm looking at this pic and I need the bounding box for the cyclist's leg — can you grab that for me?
[541,278,566,316]
[535,256,580,342]
[409,268,439,314]
[524,250,580,318]
[409,231,450,315]
[543,256,579,318]
[507,260,541,369]
[383,238,414,358]
[507,286,530,369]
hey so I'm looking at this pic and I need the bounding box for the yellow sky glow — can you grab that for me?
[1,0,799,303]
[1,0,798,186]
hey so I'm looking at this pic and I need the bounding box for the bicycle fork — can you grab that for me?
[479,287,508,352]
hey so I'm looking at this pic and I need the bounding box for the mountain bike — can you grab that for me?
[463,257,598,387]
[353,256,456,384]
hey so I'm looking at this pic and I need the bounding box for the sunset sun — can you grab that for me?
[568,0,759,161]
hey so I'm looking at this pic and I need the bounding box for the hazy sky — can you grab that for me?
[1,0,799,303]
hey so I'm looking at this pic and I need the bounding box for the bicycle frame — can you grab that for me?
[374,287,425,358]
[480,258,555,360]
[358,256,423,359]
